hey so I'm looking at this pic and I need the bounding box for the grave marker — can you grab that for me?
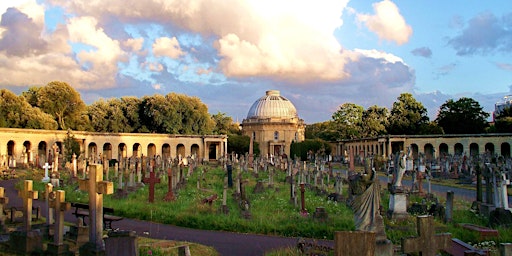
[402,215,451,256]
[143,171,160,203]
[46,189,71,255]
[78,164,114,255]
[0,187,8,232]
[42,162,51,182]
[164,168,176,201]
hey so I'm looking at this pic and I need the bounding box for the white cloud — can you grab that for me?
[153,37,184,59]
[357,0,412,45]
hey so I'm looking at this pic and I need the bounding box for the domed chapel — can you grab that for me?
[241,90,305,158]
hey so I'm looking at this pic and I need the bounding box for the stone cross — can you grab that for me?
[0,187,8,232]
[49,190,70,248]
[18,180,38,232]
[42,162,51,182]
[78,164,113,253]
[45,183,54,226]
[143,171,160,203]
[402,215,452,256]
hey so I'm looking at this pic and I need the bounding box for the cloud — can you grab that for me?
[153,36,184,59]
[448,12,512,55]
[357,0,412,45]
[411,47,432,58]
[48,0,352,82]
[0,7,47,56]
[434,63,457,79]
[496,62,512,71]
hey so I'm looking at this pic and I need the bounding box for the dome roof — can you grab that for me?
[246,90,298,119]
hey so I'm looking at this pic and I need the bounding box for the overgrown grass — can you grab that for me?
[14,164,512,249]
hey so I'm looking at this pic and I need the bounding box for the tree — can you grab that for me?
[211,112,241,135]
[435,97,489,134]
[37,81,86,130]
[361,105,389,137]
[305,121,339,141]
[387,93,430,135]
[0,89,57,129]
[332,103,364,139]
[228,134,260,156]
[290,139,332,161]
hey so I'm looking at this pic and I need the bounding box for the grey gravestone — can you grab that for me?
[402,215,451,256]
[105,230,139,256]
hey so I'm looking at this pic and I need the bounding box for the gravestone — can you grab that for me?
[46,189,71,255]
[300,183,308,216]
[78,164,114,255]
[42,162,51,182]
[402,215,451,256]
[445,191,454,223]
[220,176,229,214]
[10,180,42,255]
[143,171,160,203]
[164,168,176,201]
[0,187,8,232]
[105,230,139,256]
[44,183,54,238]
[334,231,375,256]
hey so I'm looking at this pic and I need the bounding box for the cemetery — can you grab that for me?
[0,147,510,255]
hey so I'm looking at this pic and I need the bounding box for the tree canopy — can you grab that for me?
[332,103,364,139]
[387,93,430,135]
[0,89,57,129]
[435,97,489,134]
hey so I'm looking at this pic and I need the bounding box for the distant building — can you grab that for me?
[241,90,305,157]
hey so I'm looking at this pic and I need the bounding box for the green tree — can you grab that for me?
[305,121,339,141]
[332,103,364,139]
[211,112,241,135]
[63,130,81,162]
[0,89,57,129]
[435,97,489,134]
[37,81,86,130]
[387,93,430,135]
[290,139,331,161]
[361,105,389,137]
[228,134,260,156]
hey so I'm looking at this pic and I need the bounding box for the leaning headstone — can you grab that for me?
[402,215,451,256]
[78,164,114,255]
[105,230,139,256]
[46,189,71,255]
[10,180,42,255]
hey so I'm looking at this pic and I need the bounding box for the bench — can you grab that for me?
[201,194,218,206]
[71,202,123,230]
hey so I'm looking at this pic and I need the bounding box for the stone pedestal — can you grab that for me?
[500,243,512,256]
[46,242,71,255]
[387,193,408,220]
[9,230,43,255]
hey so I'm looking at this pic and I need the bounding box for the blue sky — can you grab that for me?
[1,0,511,123]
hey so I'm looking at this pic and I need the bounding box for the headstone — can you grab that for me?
[220,176,229,214]
[105,230,139,256]
[143,171,161,203]
[42,162,51,182]
[500,243,512,256]
[300,183,308,216]
[78,164,114,255]
[45,183,54,228]
[72,153,77,178]
[445,191,454,223]
[402,215,452,256]
[10,180,42,255]
[52,143,59,173]
[46,189,71,255]
[0,187,9,232]
[164,168,176,201]
[334,231,375,256]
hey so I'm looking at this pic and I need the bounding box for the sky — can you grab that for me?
[0,0,511,124]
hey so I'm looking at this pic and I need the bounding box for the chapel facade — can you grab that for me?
[241,90,305,158]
